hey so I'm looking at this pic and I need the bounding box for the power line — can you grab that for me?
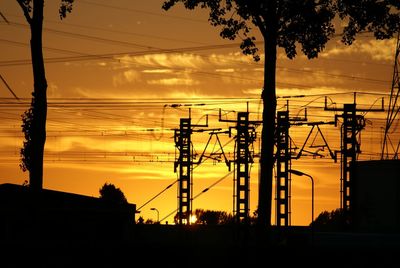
[79,0,207,24]
[0,42,257,67]
[137,179,178,211]
[41,15,208,46]
[0,74,19,100]
[159,171,234,223]
[0,11,9,24]
[7,21,157,50]
[0,38,89,56]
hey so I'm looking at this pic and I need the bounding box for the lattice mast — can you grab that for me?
[174,118,192,225]
[219,109,260,223]
[275,111,291,226]
[174,110,208,225]
[382,32,400,160]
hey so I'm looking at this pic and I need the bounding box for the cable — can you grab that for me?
[159,170,234,223]
[79,0,207,24]
[0,74,19,100]
[136,179,178,211]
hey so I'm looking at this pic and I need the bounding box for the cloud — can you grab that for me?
[215,68,235,73]
[113,70,141,86]
[209,52,260,69]
[321,39,397,61]
[47,82,61,98]
[116,53,207,69]
[242,88,263,95]
[147,78,200,86]
[142,69,173,74]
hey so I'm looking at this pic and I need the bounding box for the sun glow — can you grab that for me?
[190,214,198,224]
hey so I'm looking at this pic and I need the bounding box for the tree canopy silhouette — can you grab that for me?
[163,0,400,227]
[312,208,347,231]
[17,0,74,190]
[99,182,128,205]
[194,209,234,225]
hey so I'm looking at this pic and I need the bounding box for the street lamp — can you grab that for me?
[289,169,315,245]
[288,169,314,225]
[150,207,159,223]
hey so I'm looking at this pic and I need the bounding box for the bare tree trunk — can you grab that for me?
[257,6,277,228]
[28,0,47,190]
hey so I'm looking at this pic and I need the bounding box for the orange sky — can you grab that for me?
[0,0,398,225]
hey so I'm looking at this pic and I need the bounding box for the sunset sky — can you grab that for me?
[0,0,398,225]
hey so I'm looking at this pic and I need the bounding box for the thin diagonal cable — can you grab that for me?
[137,179,178,211]
[159,170,234,222]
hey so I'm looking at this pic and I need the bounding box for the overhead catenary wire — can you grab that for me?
[0,11,9,24]
[79,0,207,24]
[0,74,19,100]
[0,22,393,88]
[159,170,234,223]
[137,179,178,211]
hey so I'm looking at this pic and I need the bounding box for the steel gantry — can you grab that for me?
[234,112,256,223]
[219,110,260,223]
[325,97,383,224]
[174,112,209,225]
[337,104,364,220]
[275,111,291,227]
[174,118,193,225]
[275,106,336,227]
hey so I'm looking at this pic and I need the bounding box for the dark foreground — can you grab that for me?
[1,225,400,268]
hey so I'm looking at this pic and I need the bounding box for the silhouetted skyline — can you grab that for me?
[0,0,398,225]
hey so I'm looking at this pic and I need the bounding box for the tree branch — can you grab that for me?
[16,0,33,24]
[253,15,266,36]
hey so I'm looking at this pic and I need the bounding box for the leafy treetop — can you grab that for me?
[163,0,400,61]
[99,182,128,205]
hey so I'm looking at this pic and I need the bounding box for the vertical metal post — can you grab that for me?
[341,104,357,222]
[219,109,260,224]
[235,112,251,223]
[276,111,290,227]
[382,32,400,159]
[175,118,192,225]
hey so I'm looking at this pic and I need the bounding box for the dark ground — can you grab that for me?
[1,225,400,267]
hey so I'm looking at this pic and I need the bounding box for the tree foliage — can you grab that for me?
[163,0,338,60]
[163,1,400,60]
[99,182,128,205]
[337,0,400,45]
[20,103,34,172]
[312,208,347,231]
[194,209,234,225]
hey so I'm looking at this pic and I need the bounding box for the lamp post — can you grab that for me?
[288,169,314,224]
[150,207,159,223]
[289,169,314,244]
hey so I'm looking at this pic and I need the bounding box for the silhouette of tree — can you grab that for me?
[99,182,128,205]
[193,209,234,225]
[145,219,155,224]
[137,216,145,224]
[17,0,74,191]
[173,210,191,224]
[163,0,400,227]
[312,208,347,231]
